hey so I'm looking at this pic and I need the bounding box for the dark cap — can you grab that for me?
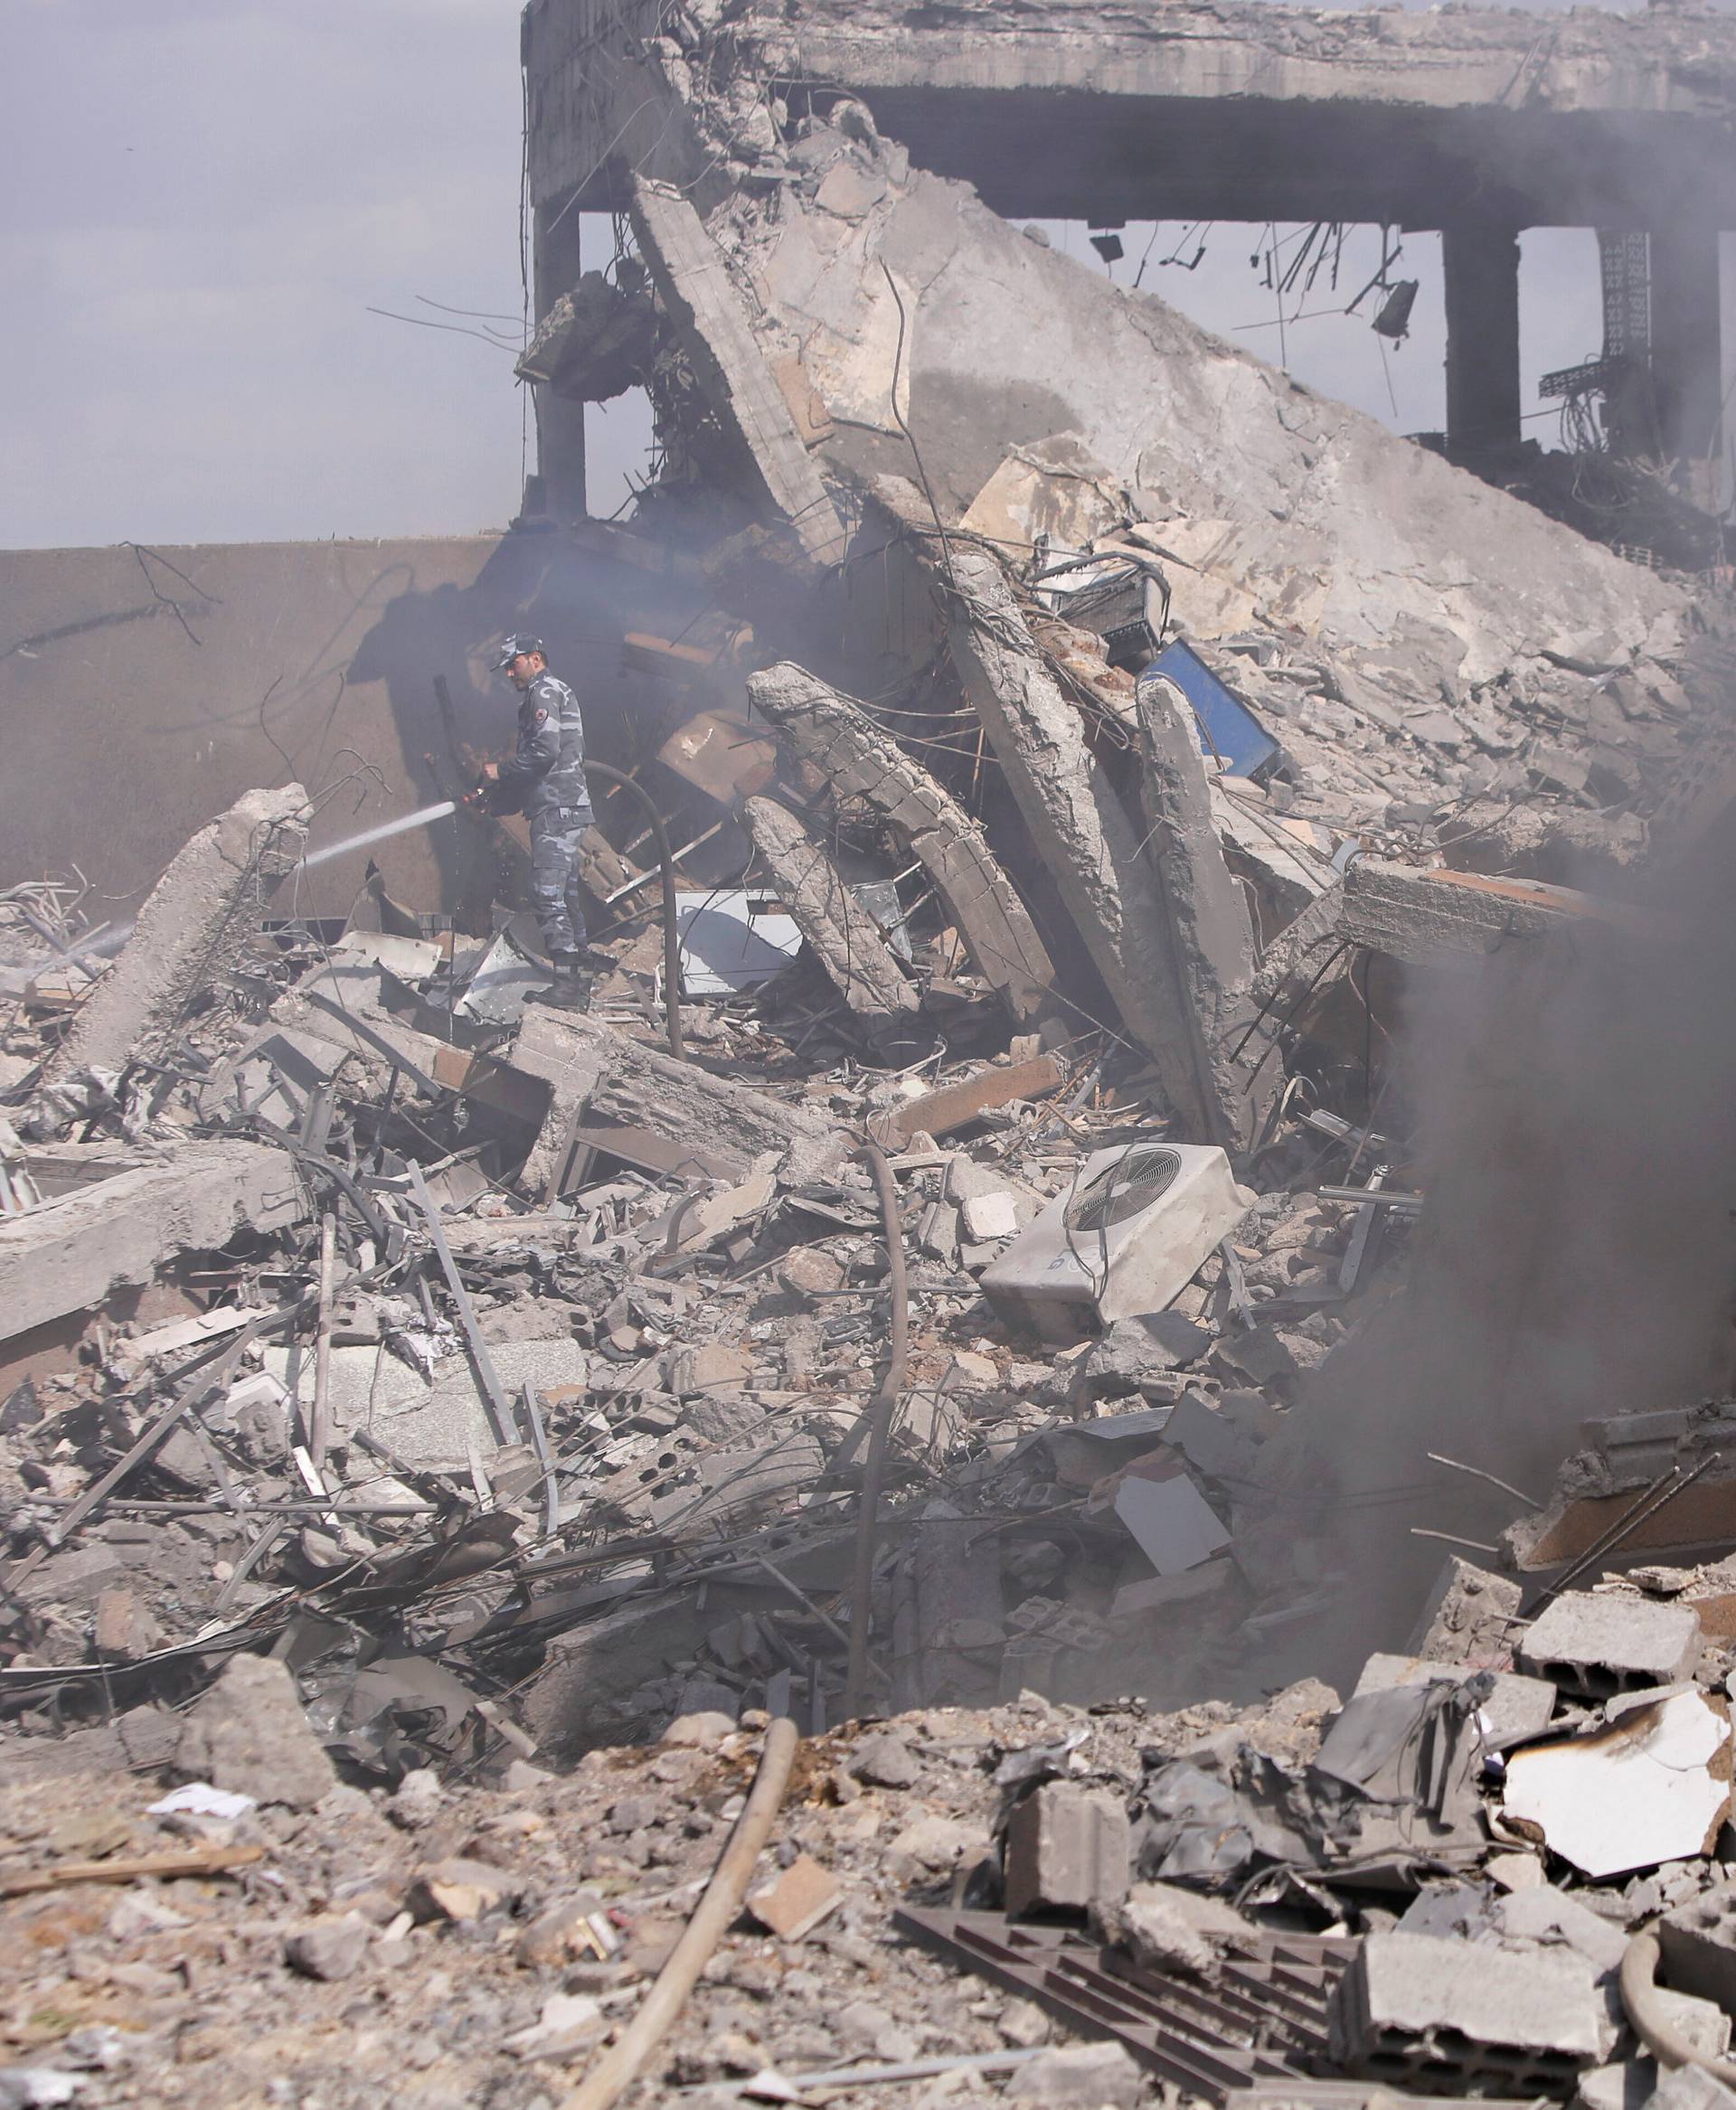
[493,633,546,671]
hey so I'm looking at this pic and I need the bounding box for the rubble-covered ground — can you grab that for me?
[11,8,1736,2101]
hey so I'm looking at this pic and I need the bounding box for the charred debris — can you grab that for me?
[11,22,1736,2110]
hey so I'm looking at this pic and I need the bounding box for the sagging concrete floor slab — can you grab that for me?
[531,0,1736,231]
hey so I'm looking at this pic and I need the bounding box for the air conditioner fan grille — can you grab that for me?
[1065,1145,1183,1233]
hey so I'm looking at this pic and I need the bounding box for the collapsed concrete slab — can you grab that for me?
[745,660,1055,1022]
[42,785,308,1093]
[741,795,918,1019]
[628,175,845,568]
[0,1140,302,1346]
[610,96,1695,860]
[509,1006,854,1198]
[942,540,1245,1144]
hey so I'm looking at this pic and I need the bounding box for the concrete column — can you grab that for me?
[531,195,589,521]
[1442,221,1523,455]
[1648,222,1722,496]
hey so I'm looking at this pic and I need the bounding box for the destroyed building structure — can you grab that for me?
[5,0,1736,2103]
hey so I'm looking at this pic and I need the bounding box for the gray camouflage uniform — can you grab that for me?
[487,670,594,956]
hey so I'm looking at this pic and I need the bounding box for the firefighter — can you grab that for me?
[476,633,595,1012]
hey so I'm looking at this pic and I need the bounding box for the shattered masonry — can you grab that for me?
[6,0,1736,2104]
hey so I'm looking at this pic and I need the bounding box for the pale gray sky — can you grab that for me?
[2,0,1726,551]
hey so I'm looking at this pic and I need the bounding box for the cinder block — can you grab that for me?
[1580,1408,1693,1453]
[1406,1557,1523,1669]
[1659,1885,1736,2014]
[1649,2067,1736,2110]
[1517,1592,1702,1698]
[1003,1781,1131,1917]
[1330,1930,1603,2090]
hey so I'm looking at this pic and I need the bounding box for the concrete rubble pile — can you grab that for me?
[9,9,1736,2106]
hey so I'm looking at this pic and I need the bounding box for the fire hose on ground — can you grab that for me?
[561,1714,798,2110]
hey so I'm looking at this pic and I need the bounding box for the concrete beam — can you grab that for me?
[941,542,1243,1144]
[530,195,588,521]
[627,176,845,568]
[532,0,1736,232]
[745,661,1056,1022]
[1136,671,1269,1136]
[0,1141,303,1346]
[1443,220,1523,455]
[741,796,918,1019]
[42,785,308,1096]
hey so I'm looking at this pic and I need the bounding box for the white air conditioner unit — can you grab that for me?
[981,1142,1254,1344]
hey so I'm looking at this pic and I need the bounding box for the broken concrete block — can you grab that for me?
[1659,1884,1736,2014]
[409,1858,524,1923]
[283,1914,372,1982]
[17,1544,127,1608]
[1408,1556,1524,1669]
[849,1731,919,1788]
[778,1247,844,1295]
[1162,1387,1256,1484]
[747,1852,844,1941]
[1518,1592,1702,1698]
[180,1653,336,1812]
[1099,1879,1259,1976]
[1004,1781,1131,1917]
[92,1589,163,1664]
[959,1191,1019,1243]
[1648,2068,1736,2110]
[1501,1687,1731,1880]
[1080,1314,1212,1399]
[42,784,307,1093]
[628,177,844,566]
[660,1711,736,1748]
[1005,2039,1145,2108]
[670,1342,754,1394]
[1111,1561,1234,1623]
[1492,1887,1629,1974]
[943,540,1249,1143]
[1330,1930,1603,2088]
[514,1891,609,1966]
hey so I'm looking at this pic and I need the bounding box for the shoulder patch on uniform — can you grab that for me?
[531,707,548,727]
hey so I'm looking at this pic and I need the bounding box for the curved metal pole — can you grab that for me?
[581,759,684,1061]
[844,1140,910,1721]
[561,1716,798,2110]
